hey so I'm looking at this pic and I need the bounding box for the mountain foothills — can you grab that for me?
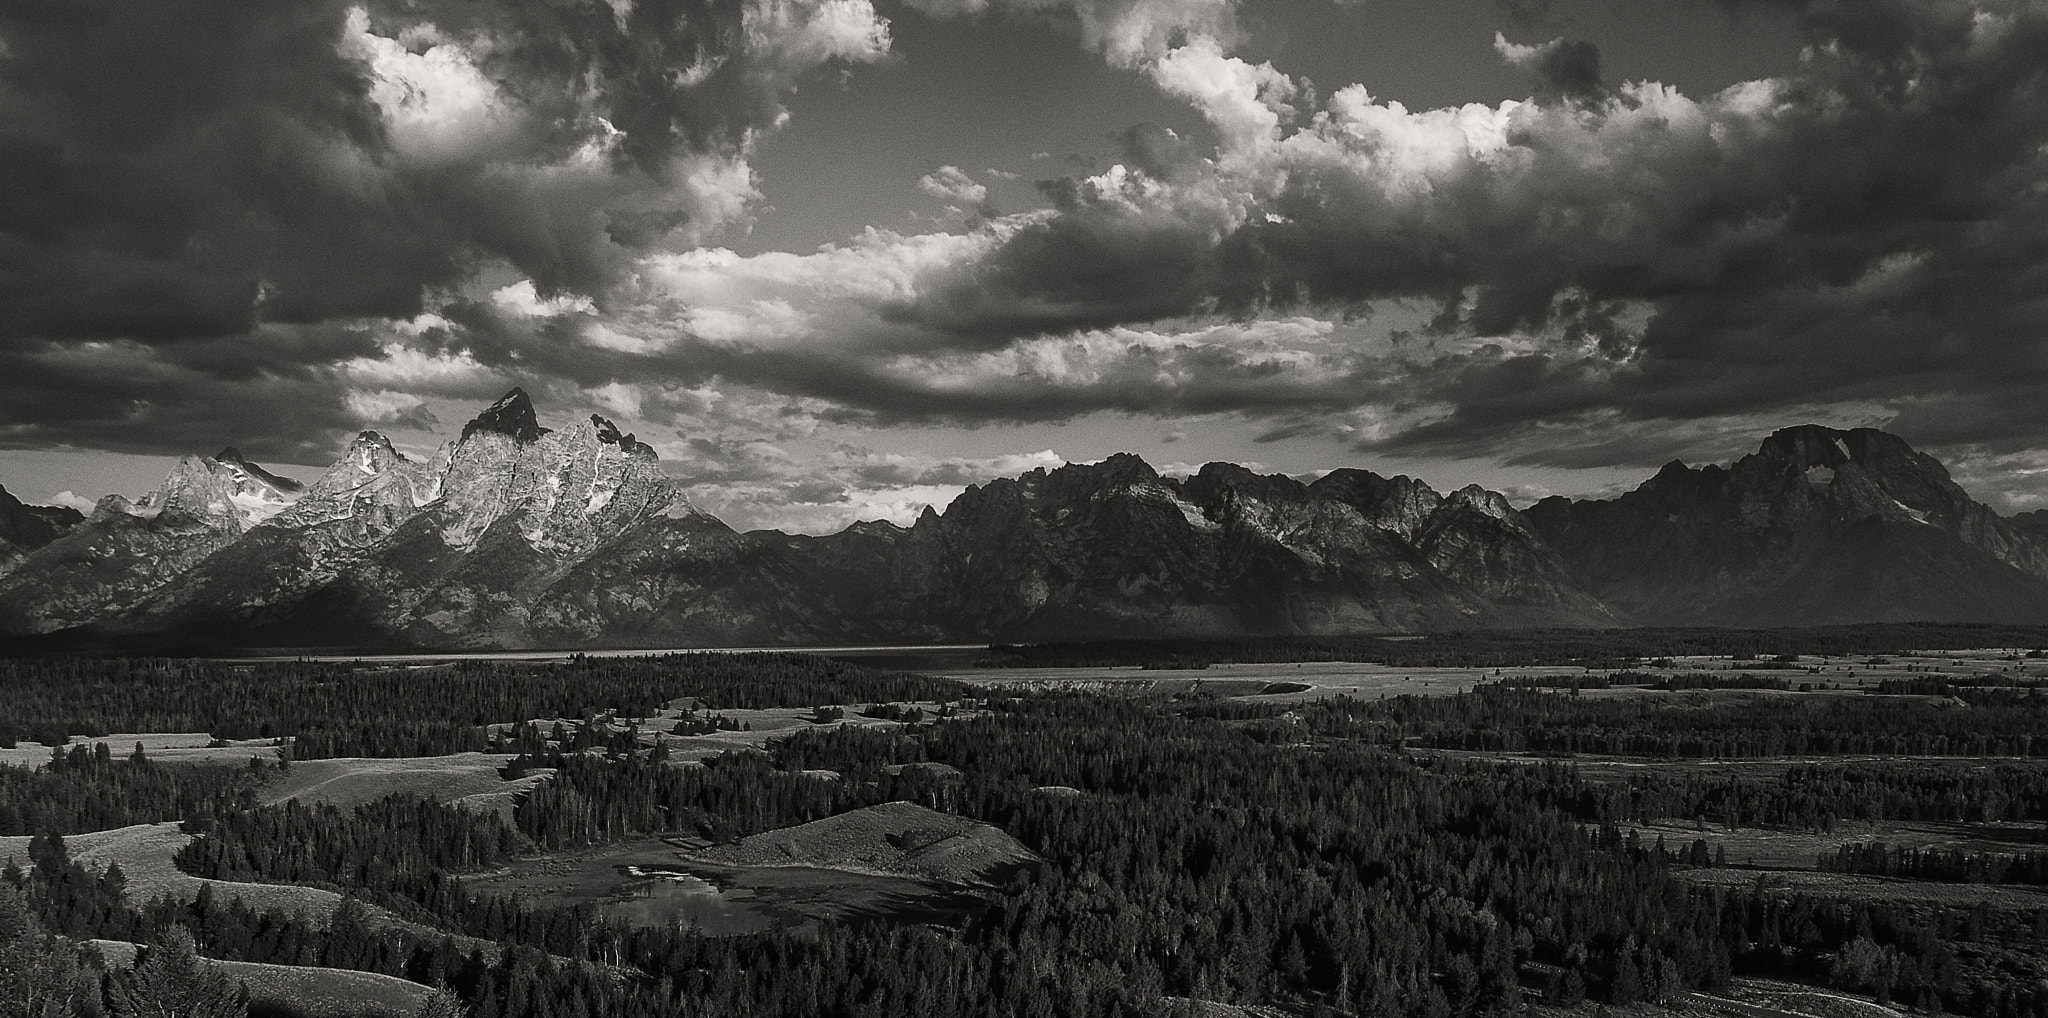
[3,391,2047,650]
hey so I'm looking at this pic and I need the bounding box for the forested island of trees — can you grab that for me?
[979,621,2048,669]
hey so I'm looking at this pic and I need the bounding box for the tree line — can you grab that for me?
[1231,685,2048,758]
[0,653,964,758]
[0,748,263,836]
[983,622,2048,670]
[1820,843,2048,885]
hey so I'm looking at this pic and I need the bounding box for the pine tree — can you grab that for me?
[105,927,248,1018]
[1610,950,1644,1005]
[1,883,93,1018]
[414,989,470,1018]
[25,833,65,876]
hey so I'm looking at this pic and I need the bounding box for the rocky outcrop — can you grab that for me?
[1304,469,1443,542]
[2012,509,2048,546]
[461,388,550,445]
[83,394,703,649]
[95,433,435,644]
[0,485,84,577]
[1417,485,1611,620]
[0,452,303,633]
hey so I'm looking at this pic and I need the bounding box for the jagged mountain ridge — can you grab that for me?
[2,399,2044,650]
[1523,425,2048,625]
[42,391,710,647]
[0,485,84,578]
[0,446,304,635]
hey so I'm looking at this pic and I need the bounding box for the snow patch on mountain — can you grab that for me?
[1165,491,1220,532]
[228,490,293,524]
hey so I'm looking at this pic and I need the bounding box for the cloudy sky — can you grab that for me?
[4,0,2047,532]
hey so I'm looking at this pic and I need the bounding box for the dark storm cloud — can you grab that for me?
[0,0,884,457]
[905,0,1238,66]
[1493,0,1560,31]
[882,205,1218,345]
[1498,35,1605,101]
[433,301,638,389]
[1115,122,1200,180]
[864,0,2048,462]
[709,341,1387,427]
[0,0,845,336]
[410,288,1380,430]
[0,0,400,339]
[15,0,2048,494]
[0,334,364,465]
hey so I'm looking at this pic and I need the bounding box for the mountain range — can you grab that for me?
[3,390,2045,651]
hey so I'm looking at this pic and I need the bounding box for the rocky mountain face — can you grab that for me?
[2,406,2043,650]
[0,485,84,577]
[68,389,711,648]
[2011,510,2048,545]
[512,449,1620,647]
[0,447,305,634]
[726,455,1616,643]
[1522,425,2048,625]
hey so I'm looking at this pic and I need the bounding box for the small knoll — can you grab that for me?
[1,824,500,957]
[1,824,347,922]
[0,731,278,770]
[683,801,1037,885]
[264,753,543,820]
[90,941,431,1018]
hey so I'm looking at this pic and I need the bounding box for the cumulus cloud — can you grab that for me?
[0,0,890,458]
[918,166,992,212]
[345,389,444,432]
[46,491,98,514]
[548,0,2048,501]
[1149,37,1300,161]
[1492,33,1605,101]
[668,434,1069,532]
[904,0,1237,67]
[0,333,371,464]
[855,0,2048,470]
[10,0,2048,518]
[1116,123,1200,180]
[1941,447,2048,515]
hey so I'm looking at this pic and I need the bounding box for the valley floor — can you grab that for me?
[5,645,2046,1018]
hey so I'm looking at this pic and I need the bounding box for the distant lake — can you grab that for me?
[223,644,991,665]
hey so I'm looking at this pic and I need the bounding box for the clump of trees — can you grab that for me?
[0,749,262,836]
[1821,842,2048,884]
[0,654,963,760]
[986,622,2048,669]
